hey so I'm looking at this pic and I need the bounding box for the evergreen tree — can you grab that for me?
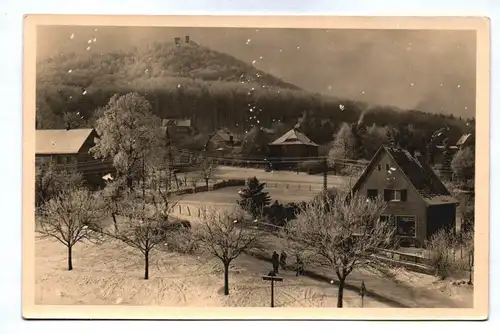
[237,177,271,218]
[441,138,454,180]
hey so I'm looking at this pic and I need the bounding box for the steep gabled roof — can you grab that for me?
[36,128,96,155]
[269,128,318,147]
[456,133,472,146]
[352,146,458,206]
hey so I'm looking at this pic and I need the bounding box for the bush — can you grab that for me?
[158,218,198,254]
[262,200,302,228]
[426,228,455,279]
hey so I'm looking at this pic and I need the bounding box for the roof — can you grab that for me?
[456,133,472,146]
[162,118,192,127]
[352,146,458,206]
[261,127,276,135]
[36,128,96,155]
[212,128,242,143]
[268,128,318,147]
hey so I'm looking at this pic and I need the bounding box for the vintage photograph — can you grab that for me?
[23,16,489,319]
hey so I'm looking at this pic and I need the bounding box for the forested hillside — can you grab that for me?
[36,39,471,152]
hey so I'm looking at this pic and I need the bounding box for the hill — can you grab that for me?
[35,39,470,147]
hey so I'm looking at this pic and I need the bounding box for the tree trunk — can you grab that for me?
[112,212,119,232]
[67,245,73,271]
[337,278,345,308]
[144,250,149,280]
[205,178,209,189]
[223,262,230,295]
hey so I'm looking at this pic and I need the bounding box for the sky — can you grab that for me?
[37,26,477,118]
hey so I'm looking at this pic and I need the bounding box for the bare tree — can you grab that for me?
[426,228,455,280]
[35,159,82,207]
[105,164,180,280]
[195,207,261,296]
[285,193,394,307]
[101,178,127,232]
[195,155,219,188]
[36,188,105,270]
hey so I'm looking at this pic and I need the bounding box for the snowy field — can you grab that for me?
[180,166,350,190]
[35,234,473,308]
[35,237,387,308]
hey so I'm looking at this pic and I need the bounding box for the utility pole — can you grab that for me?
[262,271,283,308]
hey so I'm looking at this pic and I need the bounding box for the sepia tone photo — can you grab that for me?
[22,15,490,320]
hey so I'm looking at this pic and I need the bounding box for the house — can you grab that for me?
[161,118,193,136]
[36,128,113,188]
[268,127,319,157]
[351,146,458,248]
[432,132,475,179]
[205,128,242,152]
[456,133,474,150]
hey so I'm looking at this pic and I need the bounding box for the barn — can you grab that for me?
[267,128,319,170]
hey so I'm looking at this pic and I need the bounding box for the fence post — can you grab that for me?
[309,184,312,191]
[187,206,191,216]
[179,205,182,214]
[198,208,201,218]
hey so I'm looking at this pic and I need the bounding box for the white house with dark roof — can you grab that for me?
[351,146,458,247]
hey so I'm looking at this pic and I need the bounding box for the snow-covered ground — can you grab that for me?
[35,237,387,308]
[35,234,472,308]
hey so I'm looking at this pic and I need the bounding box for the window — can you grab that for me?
[56,156,66,165]
[383,189,407,202]
[377,164,381,171]
[378,214,395,228]
[396,215,417,237]
[367,189,378,199]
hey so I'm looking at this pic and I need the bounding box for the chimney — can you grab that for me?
[185,35,190,43]
[174,37,180,46]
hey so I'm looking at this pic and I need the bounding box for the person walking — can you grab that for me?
[280,250,287,270]
[271,251,280,274]
[295,254,304,276]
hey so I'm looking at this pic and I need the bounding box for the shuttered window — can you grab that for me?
[383,189,408,202]
[401,189,408,202]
